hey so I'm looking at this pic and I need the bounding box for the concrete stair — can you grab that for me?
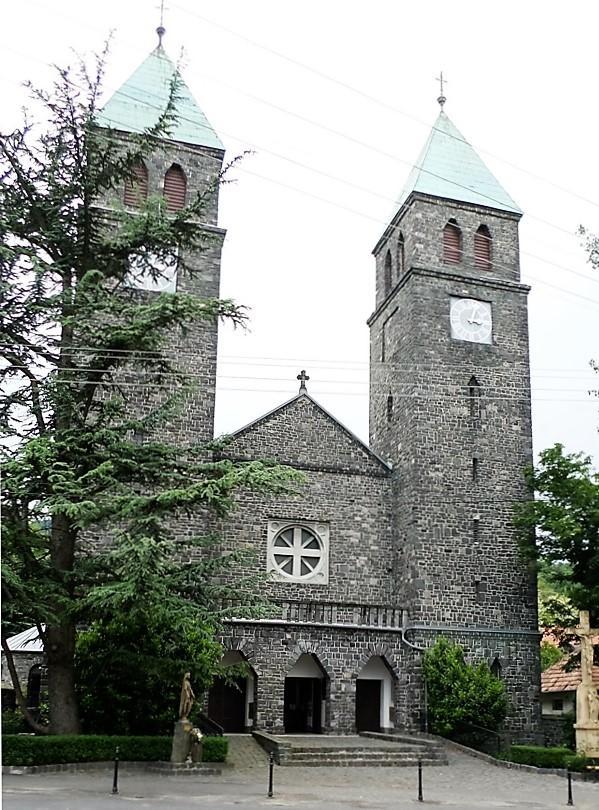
[271,733,448,767]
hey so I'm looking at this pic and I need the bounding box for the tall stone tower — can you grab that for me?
[368,108,540,736]
[96,40,226,444]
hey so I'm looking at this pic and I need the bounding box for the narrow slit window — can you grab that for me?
[397,233,405,277]
[472,457,479,481]
[472,515,480,544]
[386,394,394,422]
[124,161,148,208]
[443,220,462,263]
[468,375,481,420]
[384,250,392,297]
[474,225,492,270]
[164,164,187,211]
[490,657,502,679]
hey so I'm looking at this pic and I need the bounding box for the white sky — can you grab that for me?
[3,0,599,463]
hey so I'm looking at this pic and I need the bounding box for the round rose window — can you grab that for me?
[271,525,324,579]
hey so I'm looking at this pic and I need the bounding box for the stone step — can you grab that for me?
[283,755,443,767]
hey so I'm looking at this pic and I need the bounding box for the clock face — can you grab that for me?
[450,297,492,344]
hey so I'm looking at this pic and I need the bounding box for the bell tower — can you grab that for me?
[369,105,540,736]
[96,35,226,444]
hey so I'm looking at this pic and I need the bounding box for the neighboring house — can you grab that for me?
[541,659,599,717]
[1,627,45,713]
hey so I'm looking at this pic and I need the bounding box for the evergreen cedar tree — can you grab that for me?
[0,49,301,734]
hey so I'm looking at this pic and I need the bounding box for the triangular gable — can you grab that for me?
[221,394,391,477]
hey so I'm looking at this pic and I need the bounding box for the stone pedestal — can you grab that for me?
[171,719,192,763]
[574,721,599,758]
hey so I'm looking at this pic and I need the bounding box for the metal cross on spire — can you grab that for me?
[156,0,168,47]
[297,370,310,393]
[436,71,448,110]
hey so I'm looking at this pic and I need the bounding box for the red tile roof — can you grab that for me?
[541,660,599,693]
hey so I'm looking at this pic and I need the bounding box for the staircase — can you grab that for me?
[254,732,448,767]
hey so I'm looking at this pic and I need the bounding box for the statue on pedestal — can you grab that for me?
[171,672,196,763]
[573,610,599,758]
[179,671,195,721]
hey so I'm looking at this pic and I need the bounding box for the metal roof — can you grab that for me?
[395,111,521,215]
[5,626,44,653]
[96,46,224,150]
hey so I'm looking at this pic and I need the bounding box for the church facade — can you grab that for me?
[99,45,541,740]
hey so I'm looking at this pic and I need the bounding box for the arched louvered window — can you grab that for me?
[443,220,462,264]
[163,164,187,211]
[384,251,392,297]
[123,162,148,208]
[474,225,492,270]
[397,233,405,277]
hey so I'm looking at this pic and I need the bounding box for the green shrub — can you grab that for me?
[202,735,228,762]
[1,735,170,766]
[499,745,584,769]
[2,733,228,766]
[2,710,26,735]
[423,638,507,736]
[564,754,590,772]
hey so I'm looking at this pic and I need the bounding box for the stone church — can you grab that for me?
[97,41,541,740]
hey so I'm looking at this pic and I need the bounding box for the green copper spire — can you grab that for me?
[396,111,521,215]
[96,46,224,151]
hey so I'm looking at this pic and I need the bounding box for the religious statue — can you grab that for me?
[573,610,599,758]
[178,671,195,721]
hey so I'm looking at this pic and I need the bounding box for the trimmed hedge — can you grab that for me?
[2,734,228,766]
[202,735,228,762]
[498,745,588,771]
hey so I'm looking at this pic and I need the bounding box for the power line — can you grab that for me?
[12,0,599,214]
[4,37,599,259]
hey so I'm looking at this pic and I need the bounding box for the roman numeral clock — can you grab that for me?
[450,297,492,344]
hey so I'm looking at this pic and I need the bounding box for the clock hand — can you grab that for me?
[467,319,482,325]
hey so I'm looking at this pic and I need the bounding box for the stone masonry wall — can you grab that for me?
[373,195,521,309]
[219,622,540,741]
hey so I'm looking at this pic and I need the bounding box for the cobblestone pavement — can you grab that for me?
[3,749,599,809]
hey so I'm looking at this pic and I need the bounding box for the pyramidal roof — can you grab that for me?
[395,111,521,215]
[96,46,224,150]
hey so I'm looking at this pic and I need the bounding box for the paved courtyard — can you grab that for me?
[3,748,599,810]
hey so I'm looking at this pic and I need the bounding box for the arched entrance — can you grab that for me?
[207,651,256,733]
[284,653,326,733]
[355,656,394,733]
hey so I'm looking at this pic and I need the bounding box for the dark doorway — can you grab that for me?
[284,677,323,733]
[355,679,381,732]
[208,676,247,732]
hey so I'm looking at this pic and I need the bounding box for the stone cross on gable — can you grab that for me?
[297,370,310,393]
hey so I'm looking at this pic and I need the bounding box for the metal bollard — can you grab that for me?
[566,768,573,806]
[112,746,119,795]
[417,757,423,802]
[267,751,274,798]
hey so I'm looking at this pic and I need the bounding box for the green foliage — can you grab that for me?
[76,619,221,735]
[202,735,228,762]
[516,444,599,617]
[1,735,170,766]
[2,710,26,735]
[423,638,508,737]
[497,744,587,770]
[1,733,228,765]
[540,642,565,671]
[0,47,302,732]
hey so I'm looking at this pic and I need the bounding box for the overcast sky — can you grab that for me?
[4,0,599,463]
